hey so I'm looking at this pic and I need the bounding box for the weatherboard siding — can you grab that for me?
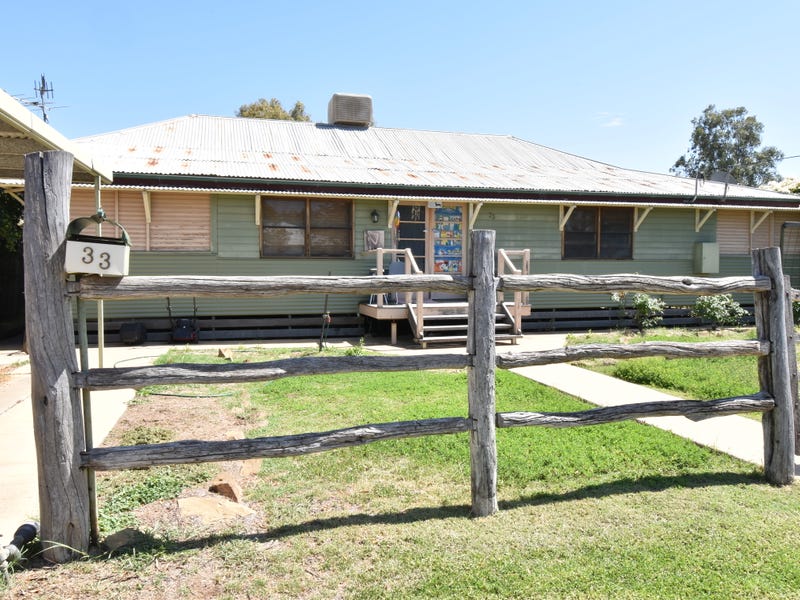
[149,192,211,251]
[634,208,715,260]
[473,203,560,260]
[68,193,798,321]
[71,189,211,251]
[216,195,260,258]
[76,197,385,320]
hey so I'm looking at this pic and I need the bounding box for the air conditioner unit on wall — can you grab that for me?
[328,93,373,126]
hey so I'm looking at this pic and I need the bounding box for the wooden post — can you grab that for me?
[23,151,90,561]
[467,230,498,516]
[752,247,795,485]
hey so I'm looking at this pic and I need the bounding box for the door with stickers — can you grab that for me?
[394,203,465,276]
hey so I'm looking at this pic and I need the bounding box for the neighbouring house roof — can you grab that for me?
[73,114,796,204]
[0,87,112,184]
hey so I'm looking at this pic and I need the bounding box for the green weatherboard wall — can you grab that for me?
[82,197,761,320]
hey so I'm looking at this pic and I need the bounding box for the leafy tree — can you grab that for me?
[236,98,311,121]
[0,190,23,253]
[762,177,800,195]
[671,105,783,187]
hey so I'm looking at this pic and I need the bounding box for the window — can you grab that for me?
[261,198,353,257]
[563,207,633,259]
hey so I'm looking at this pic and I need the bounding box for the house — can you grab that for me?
[7,92,800,342]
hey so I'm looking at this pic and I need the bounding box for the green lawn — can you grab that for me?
[567,327,762,400]
[67,345,800,599]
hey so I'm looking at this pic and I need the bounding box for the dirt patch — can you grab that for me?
[1,384,275,599]
[105,389,253,445]
[101,389,269,531]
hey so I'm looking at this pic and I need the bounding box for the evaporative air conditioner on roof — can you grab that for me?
[328,93,373,126]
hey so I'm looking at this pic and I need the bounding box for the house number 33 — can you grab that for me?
[81,246,111,270]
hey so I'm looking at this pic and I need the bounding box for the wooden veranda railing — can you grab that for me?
[370,247,425,340]
[24,151,797,564]
[368,246,531,340]
[497,248,531,335]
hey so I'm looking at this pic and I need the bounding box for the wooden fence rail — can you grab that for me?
[500,273,771,295]
[68,274,469,300]
[25,151,797,562]
[75,340,768,391]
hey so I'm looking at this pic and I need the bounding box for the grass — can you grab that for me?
[568,327,762,401]
[98,464,215,532]
[8,343,799,599]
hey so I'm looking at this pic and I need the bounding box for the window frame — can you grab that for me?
[562,206,633,260]
[260,197,354,258]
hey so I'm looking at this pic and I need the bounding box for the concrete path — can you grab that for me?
[0,343,165,544]
[513,363,770,465]
[0,332,795,543]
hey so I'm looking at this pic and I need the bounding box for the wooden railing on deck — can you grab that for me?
[370,247,531,339]
[371,248,425,339]
[497,249,531,335]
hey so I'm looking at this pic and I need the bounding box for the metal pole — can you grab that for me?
[94,176,105,368]
[77,298,99,544]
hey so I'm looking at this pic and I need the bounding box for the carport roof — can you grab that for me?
[0,87,112,184]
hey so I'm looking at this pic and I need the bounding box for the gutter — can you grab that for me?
[57,181,800,213]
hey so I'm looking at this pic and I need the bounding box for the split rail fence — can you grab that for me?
[24,151,798,563]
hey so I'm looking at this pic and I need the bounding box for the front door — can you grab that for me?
[394,203,466,275]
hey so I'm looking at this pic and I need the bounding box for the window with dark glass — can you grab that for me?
[563,207,632,259]
[261,198,353,257]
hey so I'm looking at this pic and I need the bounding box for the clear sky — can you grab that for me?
[5,0,800,179]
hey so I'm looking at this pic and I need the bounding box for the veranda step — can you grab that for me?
[423,324,470,333]
[422,323,514,333]
[416,333,522,344]
[415,313,507,320]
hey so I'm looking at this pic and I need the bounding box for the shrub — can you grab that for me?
[691,294,747,329]
[793,301,800,325]
[631,293,665,331]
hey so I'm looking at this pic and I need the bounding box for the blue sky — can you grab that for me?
[5,1,800,179]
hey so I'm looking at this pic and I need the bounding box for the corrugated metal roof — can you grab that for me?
[73,114,795,202]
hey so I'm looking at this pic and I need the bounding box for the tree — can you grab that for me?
[0,190,23,253]
[236,98,311,122]
[762,177,800,195]
[671,105,783,187]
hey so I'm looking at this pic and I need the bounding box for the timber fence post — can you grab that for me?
[468,230,498,516]
[752,247,796,485]
[23,151,90,561]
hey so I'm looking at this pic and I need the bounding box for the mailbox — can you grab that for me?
[65,210,131,276]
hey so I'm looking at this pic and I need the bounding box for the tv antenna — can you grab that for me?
[30,74,54,123]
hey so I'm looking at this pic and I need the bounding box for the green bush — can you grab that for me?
[691,294,747,329]
[631,293,665,331]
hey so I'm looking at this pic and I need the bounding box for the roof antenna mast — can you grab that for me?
[33,74,54,123]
